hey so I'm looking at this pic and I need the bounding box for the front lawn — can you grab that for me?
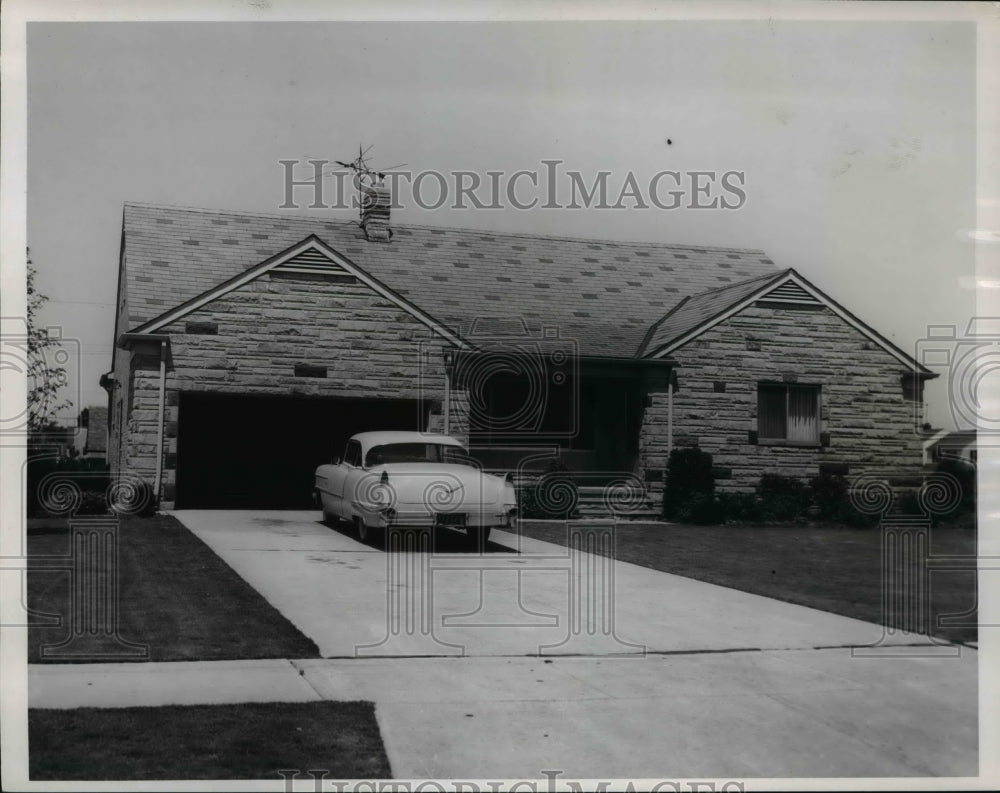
[29,701,390,780]
[516,520,978,645]
[27,515,320,662]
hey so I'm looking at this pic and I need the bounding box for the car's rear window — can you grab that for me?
[365,443,476,467]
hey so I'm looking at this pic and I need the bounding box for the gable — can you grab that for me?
[128,237,470,350]
[645,269,931,374]
[272,246,354,277]
[755,280,822,307]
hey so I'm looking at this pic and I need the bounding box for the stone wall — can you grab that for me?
[123,362,162,482]
[640,302,925,494]
[116,270,463,507]
[107,253,133,476]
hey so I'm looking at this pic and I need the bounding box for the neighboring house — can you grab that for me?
[78,405,109,461]
[922,429,977,466]
[105,200,934,509]
[27,424,77,459]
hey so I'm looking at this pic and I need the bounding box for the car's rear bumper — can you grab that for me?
[372,509,515,530]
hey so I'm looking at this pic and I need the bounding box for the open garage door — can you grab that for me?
[176,393,424,508]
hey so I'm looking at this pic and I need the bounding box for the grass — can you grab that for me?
[27,515,320,663]
[516,519,978,645]
[29,701,391,780]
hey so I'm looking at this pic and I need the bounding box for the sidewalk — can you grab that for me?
[29,646,978,778]
[29,658,320,709]
[25,512,980,778]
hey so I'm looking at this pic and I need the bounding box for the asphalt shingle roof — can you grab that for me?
[121,202,780,357]
[639,270,789,356]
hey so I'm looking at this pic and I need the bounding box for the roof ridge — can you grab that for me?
[122,201,771,255]
[679,268,791,299]
[637,270,791,359]
[636,295,692,357]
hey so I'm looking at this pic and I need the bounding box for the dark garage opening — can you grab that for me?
[176,393,424,508]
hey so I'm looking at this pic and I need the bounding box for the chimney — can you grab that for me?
[360,178,392,242]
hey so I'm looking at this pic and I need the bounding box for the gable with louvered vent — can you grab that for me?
[272,247,350,275]
[756,280,822,306]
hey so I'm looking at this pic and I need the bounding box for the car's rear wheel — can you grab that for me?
[464,526,491,550]
[356,516,384,548]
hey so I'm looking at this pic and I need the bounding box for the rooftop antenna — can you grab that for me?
[331,144,406,241]
[332,144,407,224]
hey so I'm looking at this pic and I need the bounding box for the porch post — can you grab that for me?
[443,350,452,435]
[667,375,674,458]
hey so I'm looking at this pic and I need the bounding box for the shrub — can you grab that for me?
[808,472,852,521]
[894,489,923,516]
[27,457,111,517]
[807,472,880,527]
[675,492,725,525]
[76,490,112,516]
[518,458,578,519]
[109,478,158,518]
[935,457,976,515]
[755,473,810,521]
[715,491,762,522]
[662,447,717,523]
[26,457,158,518]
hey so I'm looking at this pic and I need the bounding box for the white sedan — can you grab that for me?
[314,431,518,548]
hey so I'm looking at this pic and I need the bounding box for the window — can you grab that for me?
[364,443,477,468]
[757,384,820,444]
[343,440,362,467]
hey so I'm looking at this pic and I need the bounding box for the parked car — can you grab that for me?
[314,431,518,548]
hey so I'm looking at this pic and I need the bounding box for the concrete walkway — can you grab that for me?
[30,649,978,778]
[27,510,979,778]
[171,510,924,658]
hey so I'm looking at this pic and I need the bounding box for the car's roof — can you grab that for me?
[350,431,466,452]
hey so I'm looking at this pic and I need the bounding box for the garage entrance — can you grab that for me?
[176,393,424,508]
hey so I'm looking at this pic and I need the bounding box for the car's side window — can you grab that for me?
[344,440,361,467]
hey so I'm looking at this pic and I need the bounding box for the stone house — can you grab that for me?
[104,201,934,509]
[922,429,976,466]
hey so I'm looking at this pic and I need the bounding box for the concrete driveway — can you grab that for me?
[168,510,978,777]
[175,509,927,658]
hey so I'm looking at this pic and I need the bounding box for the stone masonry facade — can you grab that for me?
[111,269,467,508]
[639,302,925,494]
[112,260,927,507]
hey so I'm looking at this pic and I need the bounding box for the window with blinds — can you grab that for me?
[757,384,820,443]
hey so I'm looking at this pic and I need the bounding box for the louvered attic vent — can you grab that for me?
[270,248,358,282]
[757,280,821,306]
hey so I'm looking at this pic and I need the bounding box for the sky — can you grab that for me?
[23,15,981,428]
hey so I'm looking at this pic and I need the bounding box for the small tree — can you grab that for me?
[26,250,72,433]
[662,447,719,524]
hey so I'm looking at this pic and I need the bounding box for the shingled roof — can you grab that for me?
[638,270,788,356]
[119,202,780,358]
